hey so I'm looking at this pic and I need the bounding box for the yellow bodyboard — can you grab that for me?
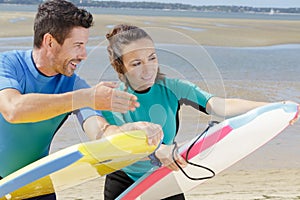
[0,130,157,199]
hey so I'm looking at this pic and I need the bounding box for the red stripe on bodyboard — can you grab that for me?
[120,125,233,200]
[292,105,299,122]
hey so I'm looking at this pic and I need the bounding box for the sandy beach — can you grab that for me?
[1,11,300,47]
[1,9,300,200]
[54,169,300,200]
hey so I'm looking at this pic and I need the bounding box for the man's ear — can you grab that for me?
[43,33,55,48]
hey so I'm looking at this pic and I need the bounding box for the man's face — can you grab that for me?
[51,27,89,77]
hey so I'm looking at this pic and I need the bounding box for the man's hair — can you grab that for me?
[33,0,93,48]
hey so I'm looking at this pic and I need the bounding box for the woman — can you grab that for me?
[102,24,299,200]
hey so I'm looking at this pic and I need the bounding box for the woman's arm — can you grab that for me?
[206,96,268,118]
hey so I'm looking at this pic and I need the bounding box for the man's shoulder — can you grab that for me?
[1,49,27,56]
[0,49,31,64]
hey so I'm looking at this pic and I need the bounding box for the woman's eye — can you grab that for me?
[132,61,141,67]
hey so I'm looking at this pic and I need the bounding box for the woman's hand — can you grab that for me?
[154,144,187,171]
[289,103,299,125]
[104,121,163,146]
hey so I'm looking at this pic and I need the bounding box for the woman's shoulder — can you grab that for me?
[157,77,195,88]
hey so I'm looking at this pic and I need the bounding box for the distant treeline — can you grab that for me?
[1,0,299,14]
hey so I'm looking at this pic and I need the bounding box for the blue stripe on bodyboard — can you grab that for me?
[228,102,297,129]
[0,150,83,196]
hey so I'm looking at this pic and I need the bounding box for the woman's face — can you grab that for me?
[121,38,158,91]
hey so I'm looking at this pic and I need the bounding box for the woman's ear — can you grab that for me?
[118,73,129,91]
[118,73,126,83]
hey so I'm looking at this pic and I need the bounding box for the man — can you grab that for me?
[0,1,162,199]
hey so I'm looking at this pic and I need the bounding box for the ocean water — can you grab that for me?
[1,3,300,21]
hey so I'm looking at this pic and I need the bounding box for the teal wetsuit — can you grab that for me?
[102,77,213,181]
[0,50,101,178]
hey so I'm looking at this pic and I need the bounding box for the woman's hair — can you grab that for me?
[34,0,93,48]
[106,24,164,83]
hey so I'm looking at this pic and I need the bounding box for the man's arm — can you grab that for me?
[0,82,139,123]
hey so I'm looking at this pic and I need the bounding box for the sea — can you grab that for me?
[0,4,299,170]
[1,3,300,20]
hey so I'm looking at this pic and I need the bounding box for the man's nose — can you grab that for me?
[78,47,87,60]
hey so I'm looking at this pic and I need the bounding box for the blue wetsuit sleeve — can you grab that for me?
[75,108,103,128]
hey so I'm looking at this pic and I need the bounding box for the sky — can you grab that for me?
[100,0,300,8]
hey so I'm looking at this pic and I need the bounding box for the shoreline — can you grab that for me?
[1,35,300,49]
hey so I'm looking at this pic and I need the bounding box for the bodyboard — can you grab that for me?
[117,102,299,200]
[0,130,158,199]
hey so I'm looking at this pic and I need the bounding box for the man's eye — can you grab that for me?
[149,54,157,61]
[149,56,156,61]
[75,43,82,48]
